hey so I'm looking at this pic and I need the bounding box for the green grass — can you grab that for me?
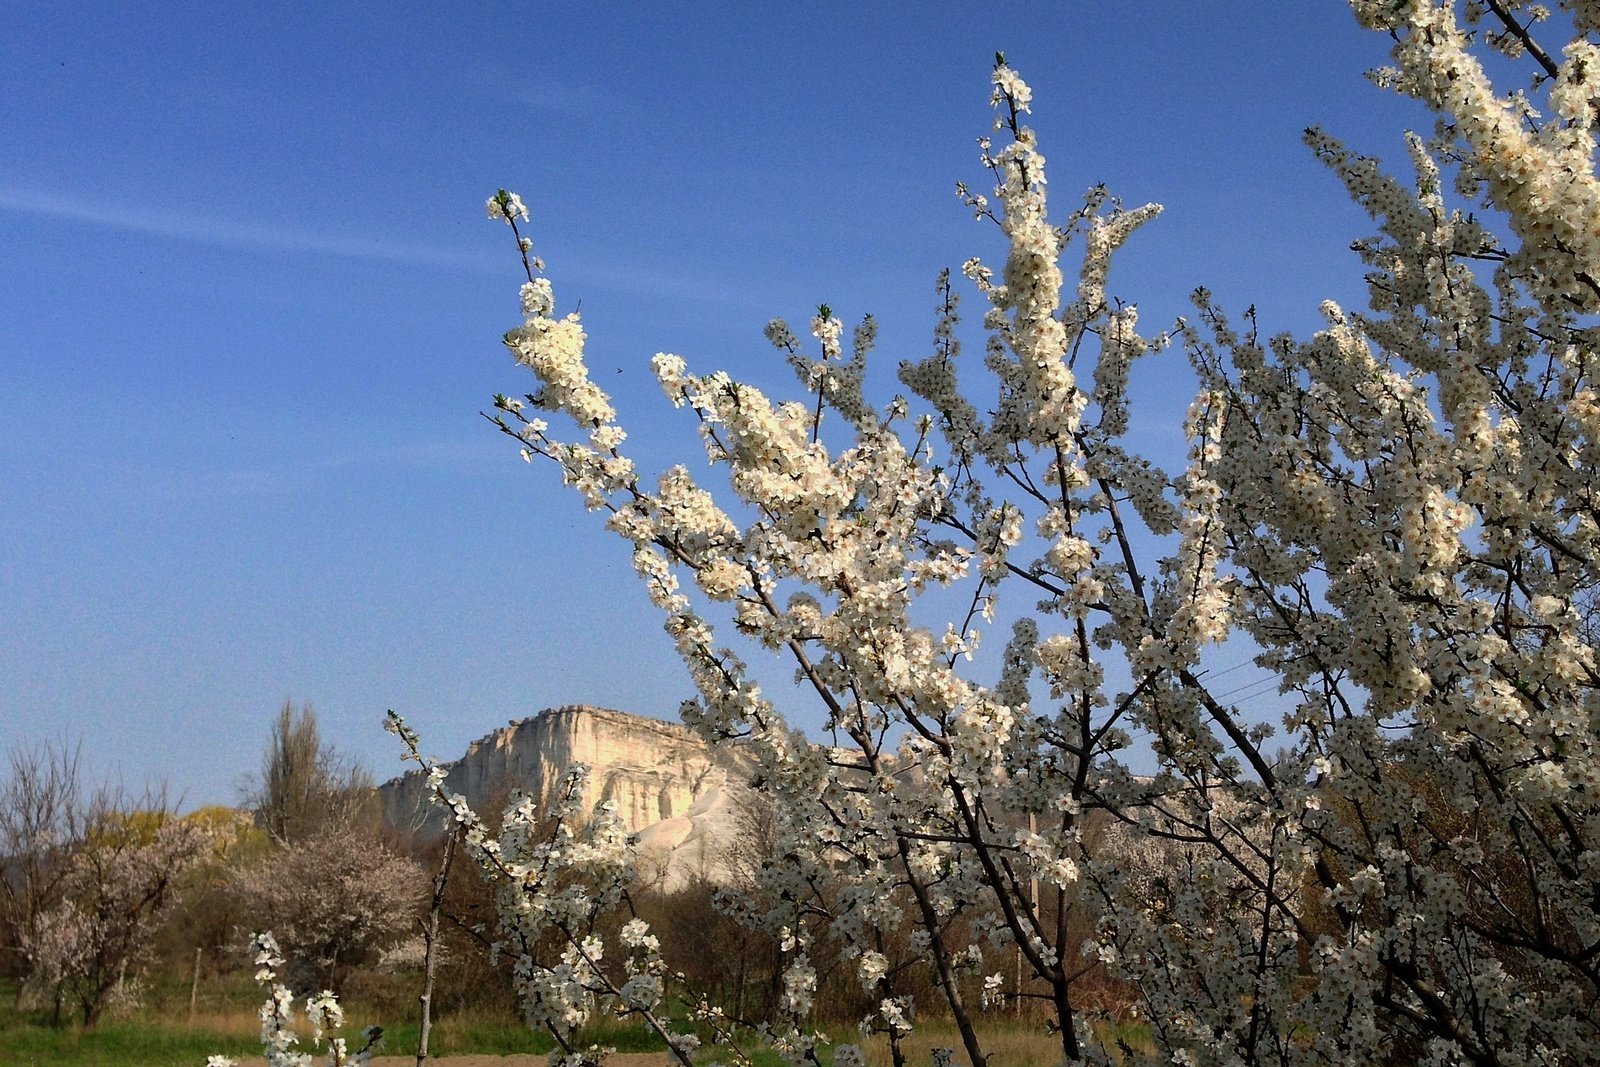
[0,994,679,1066]
[0,1018,261,1067]
[0,975,1130,1067]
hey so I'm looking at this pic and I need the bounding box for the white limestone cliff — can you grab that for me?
[379,705,757,890]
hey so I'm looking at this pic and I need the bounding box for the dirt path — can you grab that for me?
[370,1056,667,1067]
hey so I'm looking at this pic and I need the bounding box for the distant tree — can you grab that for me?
[149,805,262,986]
[250,700,374,843]
[0,739,82,999]
[17,793,218,1026]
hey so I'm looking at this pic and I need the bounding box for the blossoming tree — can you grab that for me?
[464,2,1599,1064]
[22,805,217,1027]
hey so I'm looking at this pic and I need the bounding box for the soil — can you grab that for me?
[370,1056,668,1067]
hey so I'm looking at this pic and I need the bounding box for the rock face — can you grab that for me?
[379,705,756,890]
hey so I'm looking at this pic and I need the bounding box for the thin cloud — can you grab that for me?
[0,185,496,272]
[0,184,765,309]
[508,81,620,118]
[123,439,505,504]
[476,68,627,120]
[571,259,777,311]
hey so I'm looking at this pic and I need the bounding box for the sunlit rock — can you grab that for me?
[379,705,756,889]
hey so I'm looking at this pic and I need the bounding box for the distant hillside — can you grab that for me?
[378,705,757,889]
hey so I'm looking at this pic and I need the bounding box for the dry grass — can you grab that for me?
[179,1006,264,1039]
[854,1019,1064,1067]
[850,1016,1153,1067]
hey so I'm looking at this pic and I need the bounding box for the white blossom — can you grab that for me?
[469,20,1600,1066]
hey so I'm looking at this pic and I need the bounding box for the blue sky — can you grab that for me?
[2,3,1430,808]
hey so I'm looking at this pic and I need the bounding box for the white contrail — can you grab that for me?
[0,185,493,270]
[0,185,770,308]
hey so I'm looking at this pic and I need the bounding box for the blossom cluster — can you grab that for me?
[479,10,1600,1065]
[207,932,382,1067]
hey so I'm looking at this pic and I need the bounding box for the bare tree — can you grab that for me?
[0,739,83,1005]
[250,700,373,843]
